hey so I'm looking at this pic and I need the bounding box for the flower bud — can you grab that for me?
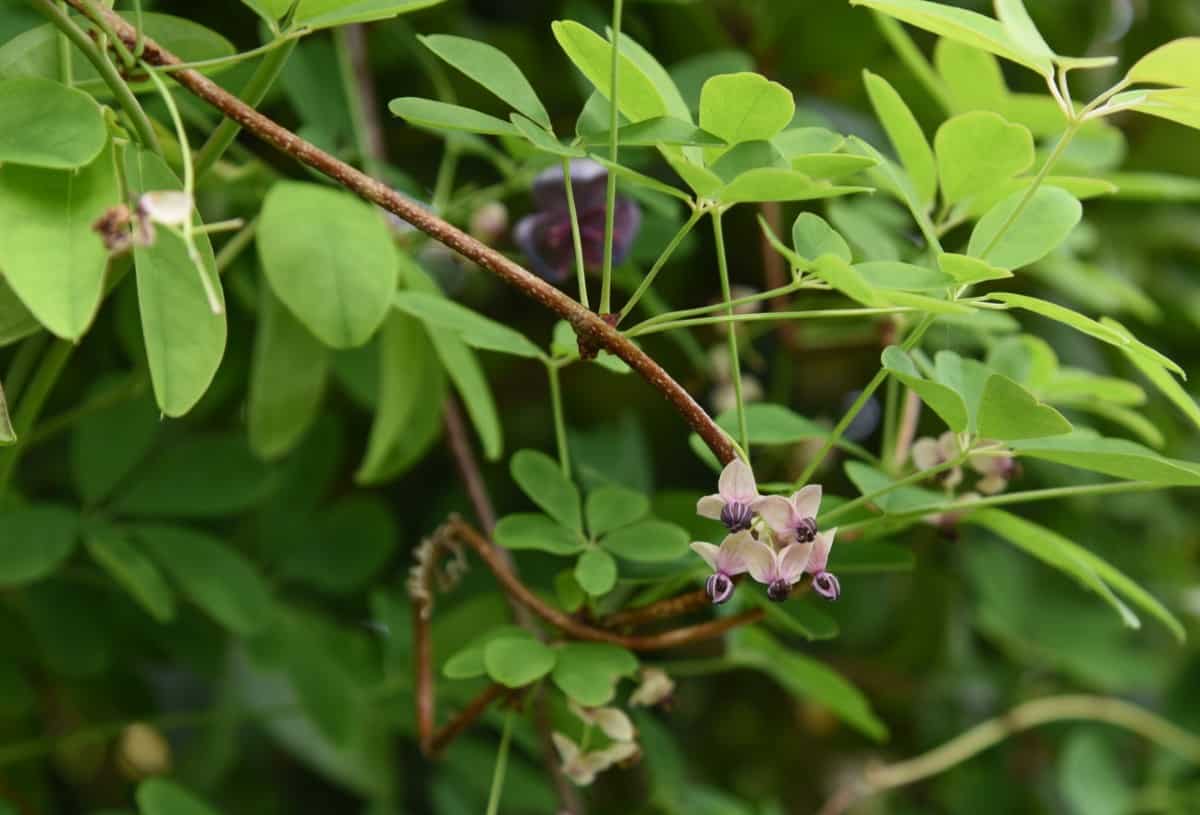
[469,201,509,244]
[719,501,754,532]
[812,571,841,600]
[117,722,172,780]
[705,572,734,604]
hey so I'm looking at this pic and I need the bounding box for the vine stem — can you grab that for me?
[485,711,516,815]
[818,694,1200,815]
[616,208,702,325]
[66,0,736,465]
[626,307,910,338]
[712,211,748,455]
[598,0,624,314]
[562,157,591,309]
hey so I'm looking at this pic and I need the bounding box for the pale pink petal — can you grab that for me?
[937,431,959,460]
[629,668,675,707]
[976,474,1007,495]
[777,542,813,585]
[138,191,193,226]
[588,707,635,742]
[718,457,758,503]
[696,494,725,520]
[944,466,964,490]
[807,528,837,573]
[588,741,639,773]
[791,484,823,519]
[689,541,721,571]
[552,732,580,766]
[911,438,941,470]
[753,495,796,535]
[742,540,778,584]
[716,530,757,575]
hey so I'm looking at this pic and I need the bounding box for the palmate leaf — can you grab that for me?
[882,347,969,432]
[968,187,1082,270]
[511,449,582,532]
[935,111,1034,207]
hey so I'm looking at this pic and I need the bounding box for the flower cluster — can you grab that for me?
[690,459,839,605]
[92,191,194,255]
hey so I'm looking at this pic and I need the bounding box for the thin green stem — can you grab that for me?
[819,454,966,525]
[712,212,748,455]
[547,363,570,476]
[626,307,910,338]
[484,711,516,815]
[31,0,160,154]
[615,209,702,324]
[872,11,954,115]
[562,157,592,310]
[431,147,460,214]
[160,30,308,74]
[631,277,825,331]
[797,314,936,486]
[215,217,259,274]
[132,0,145,59]
[612,265,710,374]
[598,0,624,314]
[0,341,72,497]
[881,376,899,475]
[56,1,73,86]
[193,38,297,177]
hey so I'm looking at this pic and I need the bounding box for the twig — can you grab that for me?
[818,694,1200,815]
[442,397,498,534]
[601,588,711,628]
[426,683,509,756]
[65,0,736,466]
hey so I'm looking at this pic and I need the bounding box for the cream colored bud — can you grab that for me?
[117,722,172,780]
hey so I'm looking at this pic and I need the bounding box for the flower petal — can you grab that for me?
[791,484,822,519]
[741,539,778,584]
[629,667,675,707]
[608,195,642,266]
[552,731,580,766]
[513,211,574,282]
[590,707,636,742]
[138,191,193,226]
[778,542,813,585]
[718,457,758,503]
[567,159,610,211]
[716,530,757,575]
[807,528,837,573]
[696,494,725,520]
[937,430,960,459]
[754,495,796,536]
[977,473,1007,495]
[587,741,639,775]
[689,541,721,571]
[911,437,941,470]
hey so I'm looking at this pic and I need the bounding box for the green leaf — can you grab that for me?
[1116,88,1200,132]
[393,291,543,359]
[882,346,969,432]
[279,496,398,593]
[988,292,1129,347]
[662,151,724,197]
[591,156,693,202]
[135,525,273,637]
[555,570,586,613]
[789,153,877,180]
[935,350,995,433]
[935,37,1008,111]
[792,213,852,264]
[849,0,1052,77]
[0,78,105,168]
[829,540,915,573]
[730,627,887,741]
[1009,433,1200,486]
[699,72,794,154]
[70,384,159,505]
[937,253,1012,284]
[113,435,278,518]
[388,97,519,136]
[356,311,446,484]
[84,530,175,623]
[494,513,583,555]
[551,21,666,123]
[773,126,845,158]
[810,255,884,306]
[586,485,650,536]
[719,168,867,204]
[968,186,1082,269]
[845,462,946,515]
[0,277,39,348]
[551,642,638,706]
[600,519,690,563]
[259,182,398,349]
[575,548,618,596]
[511,114,586,157]
[24,580,111,677]
[745,592,840,641]
[248,286,328,461]
[965,175,1117,218]
[611,31,693,124]
[484,636,558,688]
[0,383,12,445]
[856,261,956,291]
[1100,317,1200,432]
[511,449,582,531]
[582,116,725,147]
[968,509,1184,640]
[977,373,1072,440]
[137,779,223,815]
[1060,732,1134,815]
[1126,38,1200,90]
[0,142,117,339]
[443,626,532,679]
[935,111,1034,206]
[125,147,226,417]
[243,0,446,30]
[0,504,77,587]
[862,70,937,206]
[419,34,550,128]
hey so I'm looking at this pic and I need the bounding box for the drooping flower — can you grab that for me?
[568,701,635,743]
[552,733,640,787]
[755,484,822,545]
[690,530,756,604]
[743,538,814,602]
[968,446,1019,495]
[629,667,675,708]
[513,159,641,283]
[911,431,963,489]
[696,458,762,532]
[137,191,193,227]
[805,528,841,601]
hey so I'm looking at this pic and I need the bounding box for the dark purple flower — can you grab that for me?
[513,159,641,282]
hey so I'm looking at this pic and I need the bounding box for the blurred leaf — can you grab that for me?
[85,529,176,622]
[862,70,937,206]
[829,540,915,572]
[484,636,557,687]
[0,78,105,168]
[393,292,543,359]
[551,642,638,706]
[242,0,446,30]
[1059,730,1134,815]
[494,513,582,555]
[443,625,532,680]
[420,34,550,128]
[23,579,111,677]
[0,504,77,587]
[511,449,582,532]
[746,593,840,640]
[71,381,159,505]
[600,519,689,562]
[586,484,650,536]
[280,496,398,593]
[137,778,224,815]
[845,462,945,514]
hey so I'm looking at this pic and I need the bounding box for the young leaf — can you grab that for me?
[393,291,544,359]
[862,70,937,207]
[882,347,969,432]
[987,293,1129,347]
[1009,433,1200,486]
[137,779,224,815]
[1126,38,1200,90]
[443,626,533,679]
[242,0,446,30]
[810,255,885,307]
[600,519,690,563]
[0,504,77,587]
[511,449,582,532]
[582,116,725,147]
[699,72,795,151]
[574,548,618,596]
[135,524,273,637]
[855,261,956,291]
[419,34,550,128]
[125,147,226,417]
[551,21,666,123]
[586,485,650,537]
[993,0,1054,62]
[0,142,117,339]
[551,643,638,706]
[937,253,1013,284]
[494,513,583,555]
[967,186,1081,269]
[248,287,329,461]
[259,182,398,349]
[484,636,558,687]
[935,350,994,433]
[935,111,1034,206]
[976,373,1072,440]
[719,169,867,204]
[388,97,520,136]
[0,78,106,168]
[792,213,853,264]
[84,530,176,623]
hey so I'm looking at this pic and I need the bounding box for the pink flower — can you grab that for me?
[696,458,761,532]
[755,484,822,545]
[912,431,963,489]
[969,446,1019,495]
[744,528,840,602]
[690,531,756,604]
[806,529,841,601]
